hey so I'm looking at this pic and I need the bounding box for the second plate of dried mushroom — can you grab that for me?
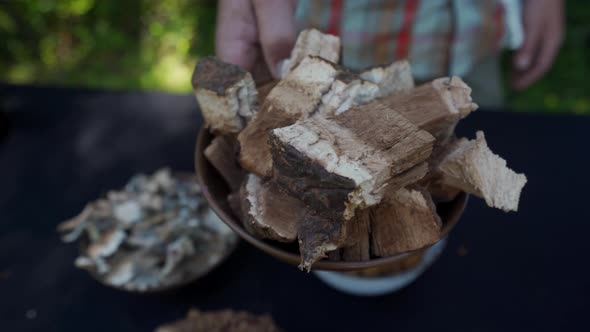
[58,168,238,293]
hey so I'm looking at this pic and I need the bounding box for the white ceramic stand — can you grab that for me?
[313,238,447,296]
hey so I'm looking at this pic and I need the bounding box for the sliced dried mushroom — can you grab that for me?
[160,236,196,277]
[86,229,126,259]
[113,201,142,225]
[105,259,135,287]
[58,168,237,291]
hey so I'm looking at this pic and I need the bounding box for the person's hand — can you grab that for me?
[512,0,564,90]
[215,0,297,81]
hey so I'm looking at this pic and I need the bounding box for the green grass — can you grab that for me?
[0,0,588,113]
[503,1,590,114]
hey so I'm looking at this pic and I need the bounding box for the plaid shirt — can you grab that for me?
[295,0,511,81]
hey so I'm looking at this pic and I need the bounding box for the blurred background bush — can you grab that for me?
[0,0,588,113]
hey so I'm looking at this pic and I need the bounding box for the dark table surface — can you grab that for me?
[1,84,589,332]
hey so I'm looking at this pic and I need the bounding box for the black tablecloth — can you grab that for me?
[1,85,589,332]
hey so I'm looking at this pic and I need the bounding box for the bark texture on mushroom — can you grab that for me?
[238,56,339,177]
[192,57,258,134]
[270,104,435,222]
[297,210,346,271]
[239,174,299,243]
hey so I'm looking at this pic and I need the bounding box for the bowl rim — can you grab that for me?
[195,128,468,271]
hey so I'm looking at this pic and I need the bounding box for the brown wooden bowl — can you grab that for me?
[195,128,468,271]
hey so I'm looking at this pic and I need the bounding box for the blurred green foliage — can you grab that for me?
[0,0,588,113]
[0,0,215,92]
[503,0,590,114]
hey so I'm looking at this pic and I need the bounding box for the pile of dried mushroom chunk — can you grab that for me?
[193,29,527,271]
[156,309,283,332]
[58,168,237,291]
